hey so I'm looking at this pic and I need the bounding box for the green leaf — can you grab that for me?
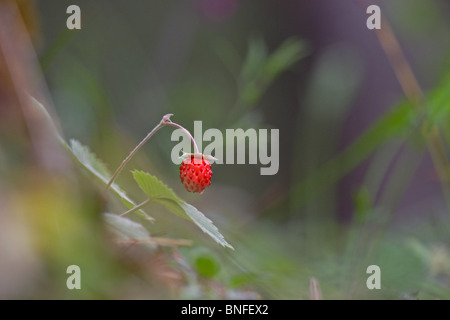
[70,139,111,179]
[263,38,308,80]
[131,169,183,203]
[179,202,233,250]
[132,170,234,250]
[239,82,262,107]
[239,37,267,85]
[69,140,153,221]
[425,69,450,145]
[229,38,308,124]
[30,96,66,145]
[427,71,450,125]
[192,251,221,278]
[353,187,373,223]
[31,96,153,220]
[194,255,220,278]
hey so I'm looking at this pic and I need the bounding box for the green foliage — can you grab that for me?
[32,96,148,218]
[131,169,182,204]
[240,37,268,86]
[263,38,308,80]
[190,249,221,279]
[70,139,112,181]
[194,256,219,278]
[426,70,450,128]
[132,170,234,250]
[68,139,153,221]
[353,187,373,223]
[239,37,308,91]
[33,95,232,250]
[290,101,416,211]
[69,142,233,249]
[230,37,308,122]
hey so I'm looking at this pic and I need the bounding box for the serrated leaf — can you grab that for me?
[132,170,234,249]
[132,169,189,220]
[70,139,112,179]
[69,140,153,220]
[132,169,182,203]
[31,96,152,220]
[179,202,234,250]
[155,198,189,219]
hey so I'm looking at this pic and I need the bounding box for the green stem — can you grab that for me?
[39,28,73,72]
[120,199,151,217]
[372,13,450,211]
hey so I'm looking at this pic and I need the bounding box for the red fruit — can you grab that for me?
[179,155,213,193]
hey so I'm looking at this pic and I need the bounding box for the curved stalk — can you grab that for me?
[105,114,200,191]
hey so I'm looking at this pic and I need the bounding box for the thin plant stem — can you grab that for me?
[374,13,450,211]
[165,122,199,154]
[120,199,151,217]
[105,115,169,191]
[105,113,199,191]
[355,0,450,211]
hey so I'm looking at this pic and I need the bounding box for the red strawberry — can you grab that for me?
[179,154,213,193]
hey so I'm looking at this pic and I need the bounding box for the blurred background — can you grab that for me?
[0,0,449,299]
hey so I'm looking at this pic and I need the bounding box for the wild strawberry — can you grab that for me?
[179,154,213,193]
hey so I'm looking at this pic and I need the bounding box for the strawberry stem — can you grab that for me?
[164,122,199,154]
[105,113,199,191]
[120,199,151,216]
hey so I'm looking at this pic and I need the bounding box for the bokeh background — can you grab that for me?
[0,0,449,299]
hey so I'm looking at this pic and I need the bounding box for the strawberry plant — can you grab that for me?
[24,34,307,299]
[32,98,233,251]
